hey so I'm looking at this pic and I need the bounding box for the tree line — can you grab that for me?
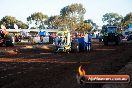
[102,12,132,29]
[0,3,132,33]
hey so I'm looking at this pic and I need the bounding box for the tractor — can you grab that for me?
[0,29,14,47]
[54,30,71,53]
[103,26,122,45]
[71,33,92,52]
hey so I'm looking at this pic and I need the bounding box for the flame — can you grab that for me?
[78,65,86,76]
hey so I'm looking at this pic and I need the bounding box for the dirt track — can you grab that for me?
[0,41,132,88]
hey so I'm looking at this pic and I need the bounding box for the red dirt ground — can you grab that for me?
[0,41,132,88]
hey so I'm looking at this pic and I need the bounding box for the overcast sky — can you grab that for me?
[0,0,132,26]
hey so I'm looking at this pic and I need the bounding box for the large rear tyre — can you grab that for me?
[115,37,121,45]
[103,37,108,45]
[0,43,3,46]
[5,39,14,47]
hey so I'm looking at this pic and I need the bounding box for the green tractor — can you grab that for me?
[103,26,122,45]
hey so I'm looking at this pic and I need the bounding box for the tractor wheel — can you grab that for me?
[66,49,70,54]
[0,39,4,46]
[103,37,108,45]
[5,39,14,47]
[76,45,79,52]
[115,36,121,45]
[0,43,3,46]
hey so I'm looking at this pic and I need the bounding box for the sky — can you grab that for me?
[0,0,132,26]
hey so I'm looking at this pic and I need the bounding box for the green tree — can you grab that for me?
[27,12,48,29]
[84,19,100,32]
[60,3,86,31]
[0,16,17,27]
[121,12,132,29]
[84,19,94,26]
[46,15,61,29]
[76,22,92,34]
[16,20,29,29]
[102,13,123,26]
[0,16,29,29]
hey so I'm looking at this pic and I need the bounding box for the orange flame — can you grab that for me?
[78,65,86,76]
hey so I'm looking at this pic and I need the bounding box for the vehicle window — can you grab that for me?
[107,27,117,33]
